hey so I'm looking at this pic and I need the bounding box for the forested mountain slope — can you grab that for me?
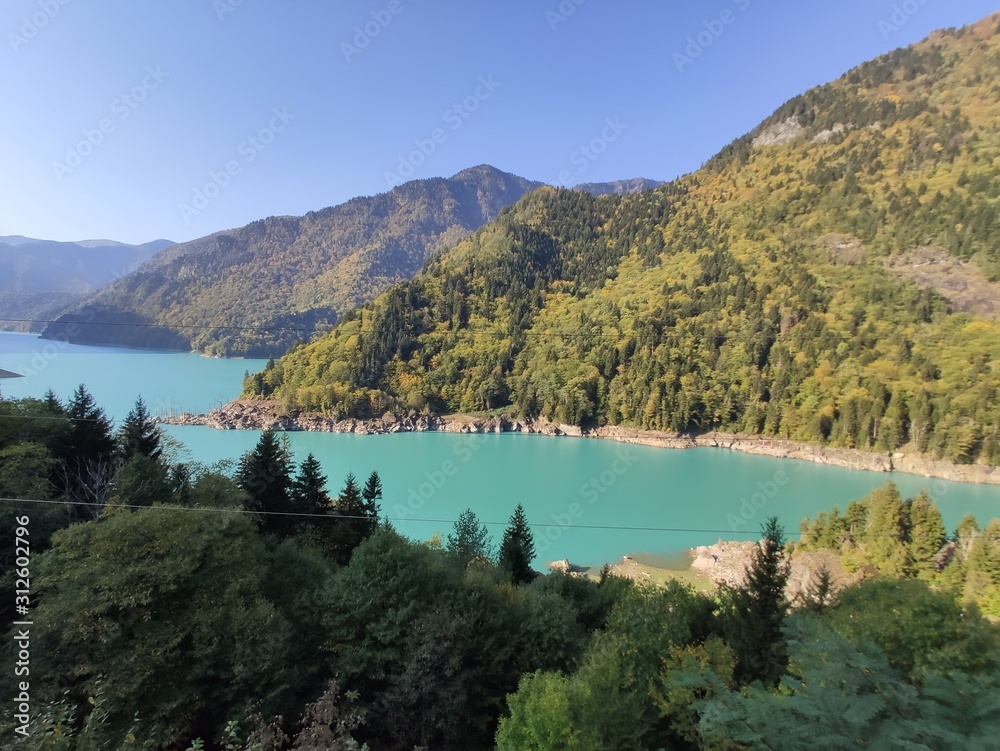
[40,166,542,356]
[250,15,1000,465]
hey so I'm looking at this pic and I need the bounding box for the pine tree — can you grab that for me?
[723,516,790,686]
[329,472,375,565]
[291,453,330,516]
[907,491,946,580]
[864,482,912,577]
[64,384,115,464]
[965,518,1000,610]
[843,499,867,544]
[118,396,162,462]
[447,508,493,567]
[42,389,63,415]
[58,385,116,517]
[237,428,293,536]
[498,504,536,585]
[361,471,383,527]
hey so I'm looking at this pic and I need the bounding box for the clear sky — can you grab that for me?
[2,0,997,244]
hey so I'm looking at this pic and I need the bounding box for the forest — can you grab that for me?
[246,18,1000,466]
[1,388,999,750]
[40,166,541,357]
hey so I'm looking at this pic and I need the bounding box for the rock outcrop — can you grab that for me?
[689,542,862,603]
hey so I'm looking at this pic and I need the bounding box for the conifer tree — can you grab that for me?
[907,491,946,580]
[42,389,63,415]
[361,470,383,527]
[499,504,536,584]
[118,396,162,462]
[291,453,330,516]
[447,508,493,567]
[329,472,375,565]
[864,482,912,577]
[965,518,1000,609]
[237,428,293,536]
[64,384,115,464]
[722,516,790,686]
[58,385,116,517]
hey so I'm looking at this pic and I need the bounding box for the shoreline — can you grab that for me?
[158,398,1000,487]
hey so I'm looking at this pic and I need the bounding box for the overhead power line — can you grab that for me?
[0,495,801,538]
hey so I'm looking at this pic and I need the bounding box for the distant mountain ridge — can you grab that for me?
[40,166,544,356]
[573,178,663,196]
[0,237,174,329]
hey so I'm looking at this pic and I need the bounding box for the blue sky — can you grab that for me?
[2,0,997,244]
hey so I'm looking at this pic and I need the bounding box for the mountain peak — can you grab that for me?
[40,167,544,356]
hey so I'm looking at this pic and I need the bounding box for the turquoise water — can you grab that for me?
[3,332,999,566]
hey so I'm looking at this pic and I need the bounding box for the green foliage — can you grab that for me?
[236,429,294,537]
[800,483,1000,614]
[62,385,115,465]
[494,671,577,751]
[499,503,536,584]
[963,517,1000,615]
[908,490,947,580]
[825,578,1000,677]
[864,482,912,576]
[58,385,116,518]
[44,167,541,357]
[327,472,378,565]
[446,507,494,566]
[320,528,590,750]
[111,453,172,508]
[23,492,298,748]
[496,581,716,750]
[720,517,791,685]
[360,470,383,524]
[253,23,1000,468]
[693,616,1000,751]
[117,397,162,462]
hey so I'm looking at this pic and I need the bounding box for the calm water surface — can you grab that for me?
[3,332,998,566]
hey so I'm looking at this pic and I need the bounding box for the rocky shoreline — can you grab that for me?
[158,398,1000,486]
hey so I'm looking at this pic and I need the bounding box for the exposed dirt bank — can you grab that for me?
[158,398,1000,486]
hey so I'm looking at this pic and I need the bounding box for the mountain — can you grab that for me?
[247,13,1000,467]
[0,237,173,329]
[573,178,663,196]
[40,166,542,356]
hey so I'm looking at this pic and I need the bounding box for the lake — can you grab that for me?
[2,331,999,567]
